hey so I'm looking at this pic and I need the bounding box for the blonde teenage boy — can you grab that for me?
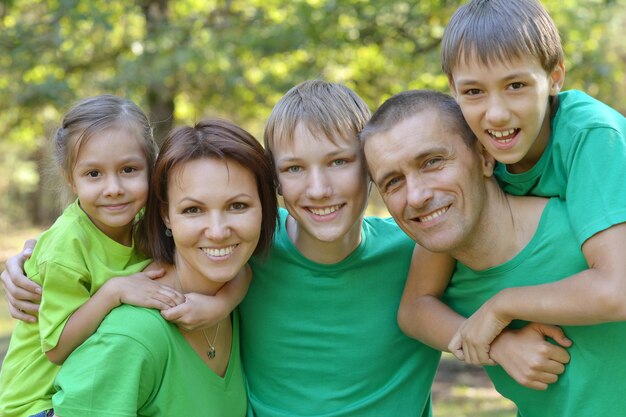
[239,80,441,416]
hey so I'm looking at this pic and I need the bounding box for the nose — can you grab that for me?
[204,212,232,241]
[406,174,434,210]
[485,93,511,126]
[103,175,124,197]
[305,167,332,200]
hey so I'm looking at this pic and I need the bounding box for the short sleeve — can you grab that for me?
[565,127,626,245]
[37,261,92,352]
[52,332,158,417]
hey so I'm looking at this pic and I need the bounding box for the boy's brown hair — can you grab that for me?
[441,0,564,78]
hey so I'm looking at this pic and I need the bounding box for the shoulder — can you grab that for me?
[362,215,414,250]
[29,203,94,265]
[98,305,173,347]
[362,215,404,235]
[555,90,625,132]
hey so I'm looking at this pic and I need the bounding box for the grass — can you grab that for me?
[0,227,517,416]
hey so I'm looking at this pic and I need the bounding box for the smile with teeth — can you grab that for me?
[488,128,518,142]
[308,204,342,216]
[418,207,448,223]
[201,244,237,257]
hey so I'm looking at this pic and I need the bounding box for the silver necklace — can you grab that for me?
[174,269,220,359]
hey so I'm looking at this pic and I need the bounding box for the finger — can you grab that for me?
[2,281,40,315]
[2,270,42,300]
[448,332,464,358]
[534,370,559,385]
[156,287,186,307]
[538,324,572,347]
[22,239,37,257]
[540,360,566,376]
[160,303,186,322]
[7,303,38,322]
[545,345,570,365]
[144,268,166,280]
[522,379,549,391]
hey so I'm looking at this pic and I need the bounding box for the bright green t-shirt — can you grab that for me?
[496,89,626,245]
[0,200,150,417]
[443,199,626,416]
[53,305,246,417]
[241,208,441,417]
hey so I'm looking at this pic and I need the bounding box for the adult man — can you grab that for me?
[360,90,626,417]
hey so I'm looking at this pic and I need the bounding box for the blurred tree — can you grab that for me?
[0,0,624,227]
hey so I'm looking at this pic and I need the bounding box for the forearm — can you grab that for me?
[216,264,251,309]
[46,285,119,364]
[494,268,626,326]
[398,294,464,351]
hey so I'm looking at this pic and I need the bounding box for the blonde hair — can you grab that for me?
[264,80,371,161]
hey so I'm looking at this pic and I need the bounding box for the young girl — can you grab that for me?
[50,119,278,416]
[0,95,186,417]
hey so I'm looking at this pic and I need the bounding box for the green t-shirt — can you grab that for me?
[53,305,246,417]
[443,199,626,416]
[495,89,626,245]
[241,208,441,417]
[0,200,150,417]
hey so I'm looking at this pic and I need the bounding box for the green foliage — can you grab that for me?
[0,0,624,227]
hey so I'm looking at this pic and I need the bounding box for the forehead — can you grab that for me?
[72,127,146,165]
[452,52,546,80]
[273,122,360,159]
[169,157,256,196]
[365,111,469,178]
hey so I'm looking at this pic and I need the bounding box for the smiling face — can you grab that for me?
[450,54,564,173]
[365,110,493,254]
[70,127,150,245]
[163,157,262,292]
[272,122,369,254]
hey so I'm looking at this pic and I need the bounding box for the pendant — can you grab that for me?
[207,346,216,359]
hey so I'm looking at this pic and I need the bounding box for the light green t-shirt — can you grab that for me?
[0,200,150,417]
[496,89,626,245]
[241,208,441,417]
[443,199,626,416]
[53,305,246,417]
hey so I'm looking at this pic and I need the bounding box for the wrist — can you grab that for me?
[100,278,123,308]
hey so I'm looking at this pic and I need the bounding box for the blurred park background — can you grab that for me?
[0,0,624,415]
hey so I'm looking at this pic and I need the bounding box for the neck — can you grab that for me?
[287,215,363,264]
[451,182,530,271]
[169,255,225,296]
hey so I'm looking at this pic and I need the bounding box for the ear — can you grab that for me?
[477,143,496,177]
[64,170,77,195]
[161,207,171,230]
[549,61,565,96]
[276,182,282,196]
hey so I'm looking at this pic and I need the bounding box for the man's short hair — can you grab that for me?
[360,90,476,148]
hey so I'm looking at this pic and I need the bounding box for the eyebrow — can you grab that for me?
[374,146,448,187]
[75,156,146,168]
[276,147,356,164]
[174,193,255,206]
[456,71,533,85]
